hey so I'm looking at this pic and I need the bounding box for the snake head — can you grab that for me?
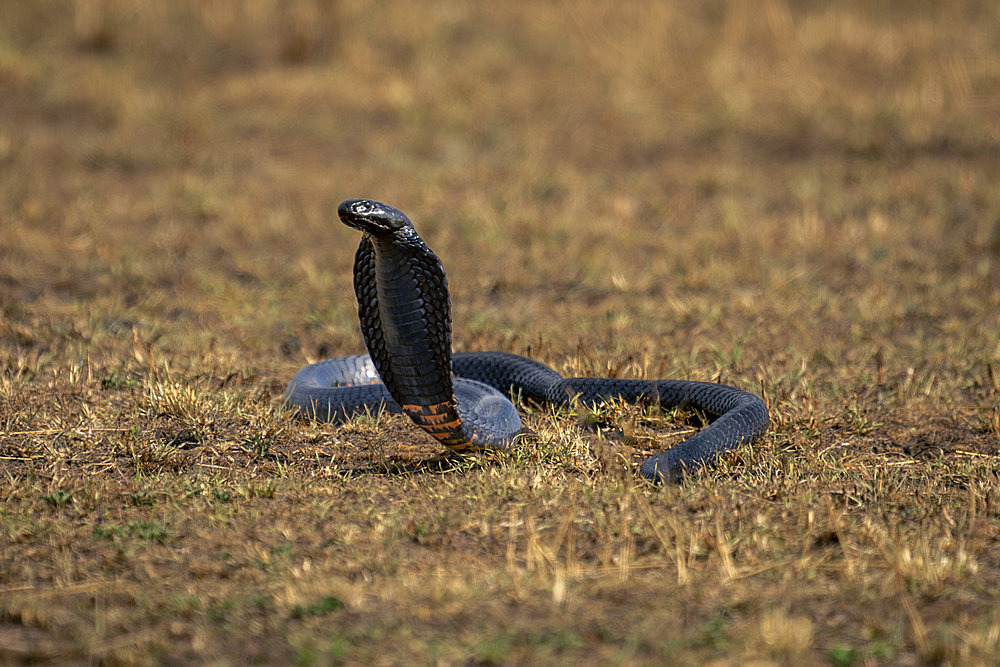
[338,199,411,235]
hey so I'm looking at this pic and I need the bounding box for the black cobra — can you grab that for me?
[285,199,769,482]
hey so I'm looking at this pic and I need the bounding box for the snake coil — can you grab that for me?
[285,199,769,482]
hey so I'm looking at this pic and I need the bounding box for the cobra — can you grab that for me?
[285,198,769,482]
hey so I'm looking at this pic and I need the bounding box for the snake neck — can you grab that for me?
[353,230,476,449]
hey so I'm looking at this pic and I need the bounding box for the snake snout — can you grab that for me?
[338,198,411,234]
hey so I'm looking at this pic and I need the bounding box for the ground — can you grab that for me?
[1,1,999,664]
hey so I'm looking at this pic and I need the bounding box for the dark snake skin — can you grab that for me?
[285,199,769,482]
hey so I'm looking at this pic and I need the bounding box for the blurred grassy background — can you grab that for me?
[2,0,998,443]
[3,1,998,372]
[2,0,1000,663]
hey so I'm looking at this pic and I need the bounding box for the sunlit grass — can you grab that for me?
[1,0,999,663]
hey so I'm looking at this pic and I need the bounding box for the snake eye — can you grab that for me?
[338,199,410,233]
[350,200,376,216]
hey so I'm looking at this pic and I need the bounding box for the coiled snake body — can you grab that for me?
[285,199,769,482]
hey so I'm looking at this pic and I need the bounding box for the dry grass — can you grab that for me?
[2,0,1000,664]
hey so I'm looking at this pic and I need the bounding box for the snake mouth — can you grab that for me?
[338,199,411,234]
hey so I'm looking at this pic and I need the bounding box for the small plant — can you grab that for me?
[132,520,170,542]
[128,491,155,506]
[827,644,858,666]
[93,520,170,543]
[269,542,295,560]
[42,490,73,508]
[101,374,138,390]
[211,488,232,503]
[93,523,126,540]
[290,595,344,619]
[207,599,236,624]
[252,481,277,499]
[472,633,513,664]
[240,433,276,458]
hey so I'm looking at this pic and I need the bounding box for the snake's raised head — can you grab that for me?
[338,199,411,235]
